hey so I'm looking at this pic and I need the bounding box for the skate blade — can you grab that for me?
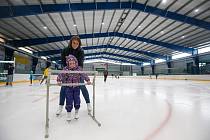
[56,114,65,117]
[56,114,62,117]
[66,120,71,123]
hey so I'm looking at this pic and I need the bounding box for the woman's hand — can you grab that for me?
[57,81,62,86]
[87,81,92,85]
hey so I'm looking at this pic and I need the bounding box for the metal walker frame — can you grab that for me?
[44,70,101,138]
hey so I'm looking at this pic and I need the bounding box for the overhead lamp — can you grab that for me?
[162,0,167,4]
[41,56,47,60]
[143,62,150,66]
[181,36,185,39]
[43,26,48,30]
[18,47,33,54]
[194,9,199,13]
[102,22,105,25]
[155,59,165,63]
[73,24,77,27]
[0,37,5,43]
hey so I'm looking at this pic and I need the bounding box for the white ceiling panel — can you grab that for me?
[73,12,85,34]
[84,11,93,33]
[62,12,78,35]
[101,10,115,33]
[49,13,70,36]
[94,10,104,33]
[108,10,124,32]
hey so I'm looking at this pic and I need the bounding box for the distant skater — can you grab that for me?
[155,74,158,80]
[29,71,33,86]
[6,64,14,86]
[40,66,50,85]
[103,70,108,82]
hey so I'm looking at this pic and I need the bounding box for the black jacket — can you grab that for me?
[61,46,84,68]
[8,65,14,75]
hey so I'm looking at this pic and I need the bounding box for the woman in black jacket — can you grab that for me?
[56,36,92,116]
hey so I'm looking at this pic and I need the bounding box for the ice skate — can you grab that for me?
[75,110,79,120]
[66,112,72,122]
[87,103,92,115]
[56,105,63,116]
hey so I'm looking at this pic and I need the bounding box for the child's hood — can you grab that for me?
[65,55,78,69]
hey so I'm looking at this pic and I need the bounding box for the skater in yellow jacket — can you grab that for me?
[40,66,50,85]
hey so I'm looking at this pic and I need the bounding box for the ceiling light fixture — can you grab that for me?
[43,26,48,30]
[194,9,199,13]
[41,56,47,60]
[0,37,5,43]
[18,47,33,54]
[162,0,167,4]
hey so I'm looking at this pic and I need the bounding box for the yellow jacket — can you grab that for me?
[44,68,49,76]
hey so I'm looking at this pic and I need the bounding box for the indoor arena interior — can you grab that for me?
[0,0,210,140]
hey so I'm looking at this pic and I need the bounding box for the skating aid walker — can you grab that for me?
[44,69,101,138]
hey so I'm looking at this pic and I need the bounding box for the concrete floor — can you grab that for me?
[0,77,210,140]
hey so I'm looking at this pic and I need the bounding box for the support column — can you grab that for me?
[4,47,14,70]
[151,60,155,75]
[193,55,200,74]
[141,67,144,75]
[166,56,172,74]
[151,65,155,75]
[130,66,133,76]
[32,57,38,74]
[55,63,59,70]
[46,59,51,68]
[4,47,14,61]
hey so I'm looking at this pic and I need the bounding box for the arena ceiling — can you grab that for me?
[0,0,210,65]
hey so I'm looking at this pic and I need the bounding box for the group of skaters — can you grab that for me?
[4,36,119,121]
[103,70,120,82]
[111,73,120,79]
[54,36,124,121]
[149,73,159,79]
[29,36,92,121]
[4,36,90,121]
[54,36,92,121]
[4,62,49,86]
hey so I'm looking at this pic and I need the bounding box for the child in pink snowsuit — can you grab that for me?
[57,55,91,120]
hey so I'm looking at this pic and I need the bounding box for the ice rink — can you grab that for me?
[0,77,210,140]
